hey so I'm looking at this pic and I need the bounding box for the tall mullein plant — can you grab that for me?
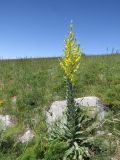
[60,21,81,131]
[60,22,93,160]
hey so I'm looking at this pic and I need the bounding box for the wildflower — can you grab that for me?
[0,99,5,106]
[60,21,82,85]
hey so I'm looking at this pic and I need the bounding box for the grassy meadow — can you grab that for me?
[0,54,120,159]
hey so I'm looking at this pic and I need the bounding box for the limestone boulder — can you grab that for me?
[46,96,106,126]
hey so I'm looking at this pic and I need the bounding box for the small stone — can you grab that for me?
[18,129,35,143]
[0,115,13,130]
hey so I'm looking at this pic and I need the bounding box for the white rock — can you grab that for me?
[0,115,35,143]
[46,100,66,124]
[46,96,106,125]
[76,96,105,120]
[0,115,13,129]
[18,129,35,143]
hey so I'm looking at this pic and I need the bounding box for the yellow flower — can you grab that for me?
[60,22,82,85]
[75,56,80,63]
[0,99,5,106]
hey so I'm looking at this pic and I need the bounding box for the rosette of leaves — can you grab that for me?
[50,105,100,160]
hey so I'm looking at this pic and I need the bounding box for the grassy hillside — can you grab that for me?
[0,54,120,159]
[0,54,120,107]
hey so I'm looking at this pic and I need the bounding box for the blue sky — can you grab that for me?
[0,0,120,59]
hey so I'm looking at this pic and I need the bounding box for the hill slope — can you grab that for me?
[0,54,120,159]
[0,54,120,108]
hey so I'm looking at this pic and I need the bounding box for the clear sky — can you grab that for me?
[0,0,120,59]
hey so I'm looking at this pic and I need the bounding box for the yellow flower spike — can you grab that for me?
[60,21,82,85]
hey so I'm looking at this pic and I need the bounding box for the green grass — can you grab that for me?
[0,54,120,107]
[0,54,120,159]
